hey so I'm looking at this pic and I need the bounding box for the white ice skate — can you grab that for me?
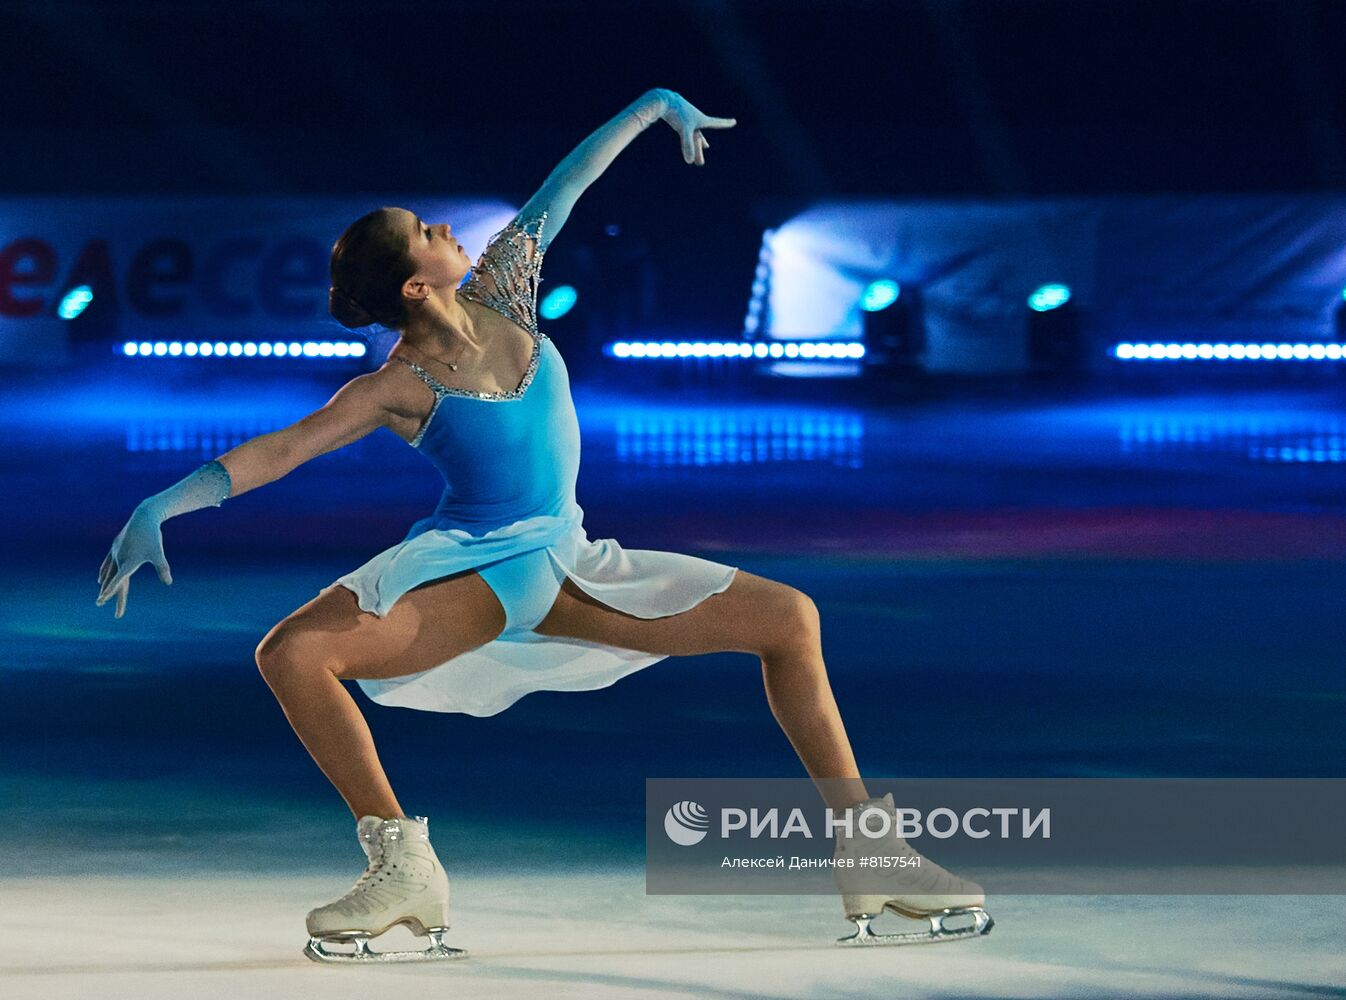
[303,814,467,963]
[832,792,994,946]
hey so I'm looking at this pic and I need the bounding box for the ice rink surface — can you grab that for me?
[2,874,1341,999]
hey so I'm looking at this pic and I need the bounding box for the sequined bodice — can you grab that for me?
[391,330,543,444]
[389,209,583,532]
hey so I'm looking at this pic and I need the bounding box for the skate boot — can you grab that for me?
[303,815,467,963]
[832,792,994,946]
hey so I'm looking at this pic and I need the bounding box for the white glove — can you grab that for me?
[96,460,232,619]
[641,88,738,166]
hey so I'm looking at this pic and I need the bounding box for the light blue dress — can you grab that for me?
[320,211,738,716]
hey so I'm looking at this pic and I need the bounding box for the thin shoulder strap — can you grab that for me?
[390,354,448,394]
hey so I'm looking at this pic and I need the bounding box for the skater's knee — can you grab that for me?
[255,623,341,685]
[787,589,821,643]
[762,588,821,657]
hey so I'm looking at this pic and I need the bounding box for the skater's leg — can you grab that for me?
[535,569,992,944]
[534,569,869,812]
[757,599,870,813]
[255,569,507,819]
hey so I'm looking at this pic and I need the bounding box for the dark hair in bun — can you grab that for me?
[329,207,417,330]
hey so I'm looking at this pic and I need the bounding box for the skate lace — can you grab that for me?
[339,839,389,901]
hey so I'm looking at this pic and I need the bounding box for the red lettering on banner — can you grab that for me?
[0,239,56,317]
[0,233,331,324]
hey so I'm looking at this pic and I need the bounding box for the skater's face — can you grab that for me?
[392,208,473,304]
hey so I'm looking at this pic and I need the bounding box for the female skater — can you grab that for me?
[95,88,990,961]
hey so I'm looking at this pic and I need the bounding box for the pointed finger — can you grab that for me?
[707,116,737,128]
[680,128,696,165]
[115,579,128,619]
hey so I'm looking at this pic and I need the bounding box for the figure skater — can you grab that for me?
[96,88,991,961]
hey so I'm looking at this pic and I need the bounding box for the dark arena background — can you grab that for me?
[3,0,1344,996]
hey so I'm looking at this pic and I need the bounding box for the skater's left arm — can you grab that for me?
[513,88,738,251]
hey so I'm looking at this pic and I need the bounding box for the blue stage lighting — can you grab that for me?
[860,280,900,312]
[607,339,863,362]
[115,339,367,360]
[541,285,578,320]
[57,285,94,320]
[1028,284,1072,312]
[1112,341,1346,361]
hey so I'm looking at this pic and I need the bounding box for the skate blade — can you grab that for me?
[304,927,468,964]
[836,906,994,947]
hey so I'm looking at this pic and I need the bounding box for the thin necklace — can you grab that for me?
[401,317,481,373]
[407,338,472,372]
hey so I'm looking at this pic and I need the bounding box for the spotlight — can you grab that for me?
[861,279,900,312]
[1028,284,1071,312]
[57,285,94,320]
[861,280,924,378]
[541,285,578,320]
[1026,283,1080,375]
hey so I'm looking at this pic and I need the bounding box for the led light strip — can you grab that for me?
[1114,342,1345,361]
[120,340,368,359]
[742,229,775,337]
[611,340,865,359]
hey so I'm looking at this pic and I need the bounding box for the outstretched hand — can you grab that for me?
[659,92,737,166]
[97,506,173,619]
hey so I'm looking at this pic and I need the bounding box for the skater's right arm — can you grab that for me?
[96,372,397,618]
[214,372,394,496]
